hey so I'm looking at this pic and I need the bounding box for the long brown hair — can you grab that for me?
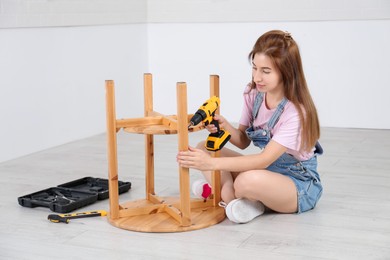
[248,30,320,152]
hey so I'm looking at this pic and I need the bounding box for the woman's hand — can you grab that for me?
[205,114,227,133]
[177,146,214,171]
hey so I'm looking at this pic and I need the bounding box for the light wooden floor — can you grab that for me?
[1,127,389,259]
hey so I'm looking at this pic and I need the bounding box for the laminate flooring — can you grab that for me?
[0,127,389,259]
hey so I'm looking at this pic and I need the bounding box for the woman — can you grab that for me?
[177,30,323,224]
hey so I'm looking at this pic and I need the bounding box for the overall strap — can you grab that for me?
[252,92,288,130]
[267,98,288,130]
[252,92,264,125]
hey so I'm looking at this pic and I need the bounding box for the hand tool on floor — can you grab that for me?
[53,189,75,204]
[48,210,107,224]
[188,96,231,151]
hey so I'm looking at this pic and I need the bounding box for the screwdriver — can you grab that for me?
[48,210,107,224]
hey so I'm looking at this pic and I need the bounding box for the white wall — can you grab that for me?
[2,0,388,28]
[0,0,147,28]
[0,24,148,163]
[1,0,389,163]
[147,20,390,130]
[147,0,390,22]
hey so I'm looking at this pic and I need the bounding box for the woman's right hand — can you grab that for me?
[205,114,226,133]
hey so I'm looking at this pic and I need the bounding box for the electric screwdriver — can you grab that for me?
[188,96,231,151]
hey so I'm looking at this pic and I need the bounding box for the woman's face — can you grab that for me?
[251,53,283,95]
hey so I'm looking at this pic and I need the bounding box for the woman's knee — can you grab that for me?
[234,170,265,198]
[196,140,207,150]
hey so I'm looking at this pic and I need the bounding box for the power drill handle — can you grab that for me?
[210,118,221,132]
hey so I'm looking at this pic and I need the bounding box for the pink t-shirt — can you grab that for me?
[239,87,314,161]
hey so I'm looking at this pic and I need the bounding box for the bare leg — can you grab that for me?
[194,142,298,213]
[233,170,298,213]
[195,141,241,203]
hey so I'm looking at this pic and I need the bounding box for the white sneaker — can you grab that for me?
[192,179,212,199]
[222,198,265,224]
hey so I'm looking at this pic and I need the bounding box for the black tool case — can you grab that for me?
[18,177,131,213]
[58,177,131,200]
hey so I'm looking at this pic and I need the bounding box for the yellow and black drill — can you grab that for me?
[188,96,231,151]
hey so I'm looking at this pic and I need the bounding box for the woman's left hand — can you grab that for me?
[177,146,214,171]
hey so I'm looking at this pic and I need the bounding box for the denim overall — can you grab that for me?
[245,92,323,213]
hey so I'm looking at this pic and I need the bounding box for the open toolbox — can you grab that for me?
[58,177,131,200]
[18,177,131,213]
